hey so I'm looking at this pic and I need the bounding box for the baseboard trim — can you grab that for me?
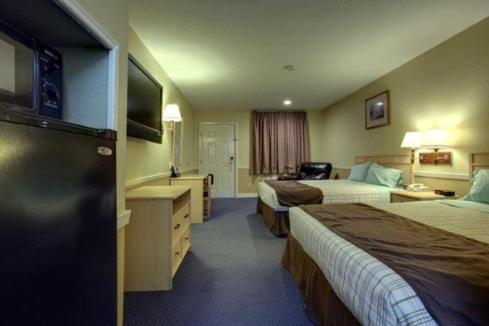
[236,193,258,198]
[117,210,131,230]
[413,171,470,181]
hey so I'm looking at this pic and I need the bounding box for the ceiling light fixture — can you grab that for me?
[283,64,296,72]
[283,99,292,106]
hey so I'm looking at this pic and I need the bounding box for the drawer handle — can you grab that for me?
[174,223,181,230]
[184,237,189,240]
[175,251,180,256]
[184,214,189,218]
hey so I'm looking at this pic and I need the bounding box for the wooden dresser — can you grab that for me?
[125,186,191,291]
[170,174,212,223]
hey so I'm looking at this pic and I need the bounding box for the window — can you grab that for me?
[251,111,310,175]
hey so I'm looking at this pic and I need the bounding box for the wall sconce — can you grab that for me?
[400,131,422,164]
[163,104,182,131]
[419,129,451,165]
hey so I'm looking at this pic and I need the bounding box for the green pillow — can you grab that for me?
[348,161,372,182]
[365,163,403,188]
[464,169,489,204]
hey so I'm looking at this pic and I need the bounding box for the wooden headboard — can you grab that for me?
[355,154,412,184]
[469,152,489,178]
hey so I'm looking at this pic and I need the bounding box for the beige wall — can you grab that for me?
[126,28,196,185]
[194,109,322,194]
[320,17,489,196]
[77,0,129,214]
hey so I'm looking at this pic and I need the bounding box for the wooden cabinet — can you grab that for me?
[390,190,453,203]
[125,186,191,291]
[171,174,212,223]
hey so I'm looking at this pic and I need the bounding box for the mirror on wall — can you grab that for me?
[172,121,183,167]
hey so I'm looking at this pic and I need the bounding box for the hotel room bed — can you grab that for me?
[257,155,411,236]
[283,199,489,325]
[257,179,392,236]
[258,179,392,211]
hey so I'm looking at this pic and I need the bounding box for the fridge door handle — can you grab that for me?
[97,147,113,156]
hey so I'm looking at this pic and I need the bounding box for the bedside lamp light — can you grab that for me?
[421,129,449,150]
[163,104,182,122]
[401,131,422,164]
[163,104,182,131]
[420,129,450,165]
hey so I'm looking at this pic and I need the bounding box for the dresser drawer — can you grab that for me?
[171,240,182,277]
[181,228,191,253]
[172,202,190,242]
[181,203,191,225]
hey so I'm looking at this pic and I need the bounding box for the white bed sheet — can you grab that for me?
[257,179,392,211]
[289,200,489,325]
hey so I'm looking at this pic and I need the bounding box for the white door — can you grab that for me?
[200,123,236,197]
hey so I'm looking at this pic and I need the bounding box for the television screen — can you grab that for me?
[127,55,162,143]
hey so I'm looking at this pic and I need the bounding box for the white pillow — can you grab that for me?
[464,169,489,204]
[365,163,403,188]
[348,161,372,182]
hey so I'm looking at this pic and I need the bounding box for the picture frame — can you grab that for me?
[365,90,390,129]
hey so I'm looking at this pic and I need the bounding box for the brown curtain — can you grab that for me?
[252,111,310,175]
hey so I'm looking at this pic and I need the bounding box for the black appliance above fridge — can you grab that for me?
[0,104,117,325]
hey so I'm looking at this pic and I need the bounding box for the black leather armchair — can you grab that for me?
[278,162,332,180]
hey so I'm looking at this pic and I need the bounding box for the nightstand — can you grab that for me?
[390,189,456,203]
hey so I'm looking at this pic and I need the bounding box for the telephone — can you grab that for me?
[406,183,431,192]
[171,166,181,178]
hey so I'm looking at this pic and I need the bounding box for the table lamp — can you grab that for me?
[163,104,182,130]
[421,129,449,165]
[401,131,422,164]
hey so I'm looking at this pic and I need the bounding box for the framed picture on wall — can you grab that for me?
[365,90,390,129]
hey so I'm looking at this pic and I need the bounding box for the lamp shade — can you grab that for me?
[163,104,182,122]
[400,131,422,149]
[421,129,449,149]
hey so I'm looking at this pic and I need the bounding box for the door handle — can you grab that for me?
[230,156,234,161]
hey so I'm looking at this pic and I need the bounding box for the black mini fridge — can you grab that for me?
[0,105,117,326]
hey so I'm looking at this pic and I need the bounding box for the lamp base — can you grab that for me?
[409,149,415,165]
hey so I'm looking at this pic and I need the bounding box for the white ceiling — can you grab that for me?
[129,0,489,110]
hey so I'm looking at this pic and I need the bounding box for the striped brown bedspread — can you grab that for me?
[301,203,489,325]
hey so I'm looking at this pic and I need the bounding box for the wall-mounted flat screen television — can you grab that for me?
[127,55,162,143]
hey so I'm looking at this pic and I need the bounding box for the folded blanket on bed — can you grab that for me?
[265,180,323,206]
[300,203,489,326]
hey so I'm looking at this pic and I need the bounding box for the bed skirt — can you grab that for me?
[282,235,360,326]
[257,198,289,237]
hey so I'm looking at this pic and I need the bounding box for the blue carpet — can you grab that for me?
[124,198,313,326]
